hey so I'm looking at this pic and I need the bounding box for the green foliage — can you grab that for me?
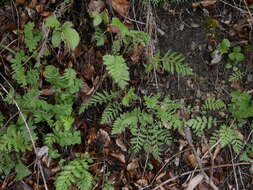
[146,50,193,75]
[219,39,230,54]
[15,161,31,181]
[210,125,243,154]
[103,55,130,89]
[202,98,226,110]
[111,17,150,54]
[55,154,95,190]
[229,70,244,82]
[111,95,182,160]
[228,46,245,63]
[79,91,118,114]
[229,91,253,119]
[121,88,139,106]
[186,116,216,137]
[24,22,42,52]
[100,103,122,124]
[45,16,80,50]
[0,153,16,176]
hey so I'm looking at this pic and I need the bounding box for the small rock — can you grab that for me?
[191,23,200,28]
[247,74,253,82]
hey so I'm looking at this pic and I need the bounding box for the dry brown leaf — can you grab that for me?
[127,158,139,171]
[15,0,25,5]
[231,81,243,91]
[116,138,127,152]
[156,172,166,182]
[97,129,111,147]
[179,139,188,151]
[192,0,217,7]
[111,152,126,163]
[88,0,105,15]
[186,174,204,190]
[108,0,131,16]
[186,154,198,168]
[136,179,148,186]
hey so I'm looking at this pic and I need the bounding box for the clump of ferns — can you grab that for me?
[79,89,183,160]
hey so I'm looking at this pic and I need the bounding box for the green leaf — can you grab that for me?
[52,30,62,47]
[62,27,80,50]
[62,21,74,30]
[45,16,60,28]
[93,14,103,27]
[219,39,230,54]
[111,17,129,37]
[15,161,31,181]
[103,55,130,89]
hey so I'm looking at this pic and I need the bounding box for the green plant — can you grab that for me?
[55,154,95,190]
[186,116,217,137]
[210,125,244,154]
[229,70,245,82]
[103,55,130,89]
[146,50,193,75]
[202,97,226,110]
[45,16,80,50]
[23,22,42,52]
[228,46,245,63]
[111,17,150,54]
[229,91,253,119]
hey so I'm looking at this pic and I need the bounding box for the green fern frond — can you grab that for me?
[186,116,216,137]
[202,98,226,110]
[79,91,118,114]
[210,125,244,154]
[229,71,244,82]
[121,88,139,106]
[112,108,141,134]
[24,22,42,52]
[100,103,122,124]
[10,51,28,87]
[103,55,130,89]
[55,155,94,190]
[162,50,193,75]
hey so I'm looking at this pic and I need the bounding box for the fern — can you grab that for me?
[162,50,193,75]
[24,22,42,52]
[10,51,28,87]
[121,88,139,106]
[229,70,244,82]
[186,116,216,137]
[103,55,130,89]
[55,155,94,190]
[202,98,226,110]
[210,125,244,154]
[79,91,118,114]
[100,103,122,124]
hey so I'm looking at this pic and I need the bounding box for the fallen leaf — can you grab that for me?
[88,0,105,16]
[127,158,139,171]
[192,0,217,7]
[231,81,243,91]
[97,129,111,147]
[16,0,25,5]
[136,179,148,186]
[186,173,204,190]
[186,153,198,168]
[111,152,126,163]
[108,0,131,16]
[116,138,127,152]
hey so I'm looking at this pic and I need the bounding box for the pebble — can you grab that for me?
[247,74,253,82]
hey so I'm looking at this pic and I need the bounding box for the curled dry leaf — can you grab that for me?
[127,158,139,171]
[192,0,217,7]
[88,0,105,16]
[116,138,127,152]
[186,173,204,190]
[186,153,198,168]
[111,152,126,164]
[107,0,131,16]
[97,129,111,147]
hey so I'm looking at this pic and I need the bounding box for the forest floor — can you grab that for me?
[1,0,253,189]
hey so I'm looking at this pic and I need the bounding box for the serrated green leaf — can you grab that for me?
[52,30,62,47]
[15,161,31,181]
[45,16,60,28]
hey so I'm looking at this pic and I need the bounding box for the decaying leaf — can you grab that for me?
[107,0,131,16]
[192,0,217,7]
[116,138,127,152]
[88,0,105,16]
[127,158,139,171]
[186,174,204,190]
[97,129,111,147]
[111,152,126,163]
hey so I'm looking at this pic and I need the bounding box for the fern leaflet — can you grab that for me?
[202,98,226,110]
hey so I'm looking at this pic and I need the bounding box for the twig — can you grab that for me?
[149,162,251,190]
[184,128,218,190]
